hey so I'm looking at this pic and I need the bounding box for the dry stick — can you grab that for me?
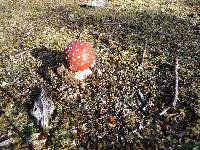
[172,58,179,107]
[159,106,171,116]
[0,138,15,147]
[160,58,179,115]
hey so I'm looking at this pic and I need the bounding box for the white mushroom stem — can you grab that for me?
[74,68,93,80]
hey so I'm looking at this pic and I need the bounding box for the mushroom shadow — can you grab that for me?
[31,47,65,85]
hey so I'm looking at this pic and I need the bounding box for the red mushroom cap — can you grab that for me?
[64,40,96,72]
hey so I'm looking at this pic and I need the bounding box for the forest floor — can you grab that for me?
[0,0,200,149]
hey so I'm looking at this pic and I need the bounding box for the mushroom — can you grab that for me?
[64,40,96,80]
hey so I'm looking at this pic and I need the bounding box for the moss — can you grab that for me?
[0,0,199,149]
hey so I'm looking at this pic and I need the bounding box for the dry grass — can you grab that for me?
[0,0,200,149]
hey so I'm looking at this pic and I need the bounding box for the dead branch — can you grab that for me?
[159,106,171,116]
[172,58,179,107]
[0,138,15,147]
[160,58,179,115]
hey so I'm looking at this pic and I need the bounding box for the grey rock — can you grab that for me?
[31,86,54,128]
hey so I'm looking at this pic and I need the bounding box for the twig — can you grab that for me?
[0,138,15,147]
[136,90,147,112]
[160,58,179,115]
[159,106,171,116]
[137,90,145,105]
[172,58,179,107]
[161,62,175,67]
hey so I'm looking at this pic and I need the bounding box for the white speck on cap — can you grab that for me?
[83,54,87,61]
[77,56,80,59]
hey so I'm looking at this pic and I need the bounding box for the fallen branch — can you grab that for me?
[0,138,15,147]
[159,106,171,116]
[160,58,179,115]
[172,58,179,107]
